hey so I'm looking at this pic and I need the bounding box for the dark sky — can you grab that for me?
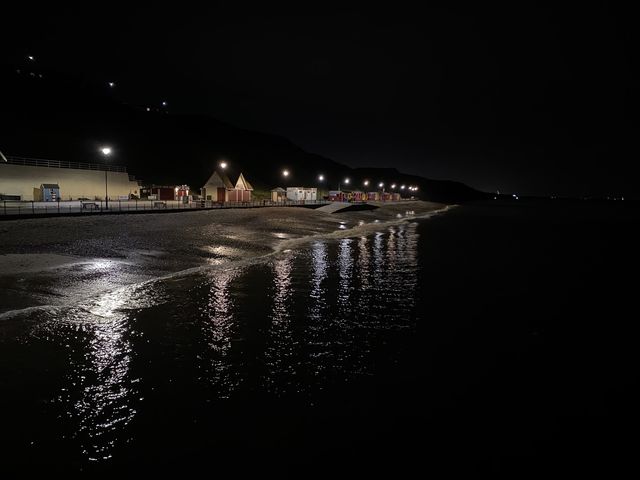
[2,3,636,196]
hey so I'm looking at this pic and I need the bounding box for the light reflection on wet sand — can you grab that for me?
[55,287,141,462]
[198,268,243,397]
[1,221,422,468]
[261,253,296,395]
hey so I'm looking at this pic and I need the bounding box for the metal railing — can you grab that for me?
[4,156,127,173]
[0,199,331,217]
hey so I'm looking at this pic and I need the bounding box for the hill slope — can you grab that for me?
[0,66,486,202]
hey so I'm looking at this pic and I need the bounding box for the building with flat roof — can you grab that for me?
[0,156,140,201]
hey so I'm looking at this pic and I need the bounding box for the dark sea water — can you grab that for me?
[1,201,639,475]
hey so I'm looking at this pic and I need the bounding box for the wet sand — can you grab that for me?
[0,201,449,315]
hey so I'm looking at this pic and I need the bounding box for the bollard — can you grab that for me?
[32,201,35,214]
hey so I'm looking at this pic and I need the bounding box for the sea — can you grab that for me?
[1,200,639,475]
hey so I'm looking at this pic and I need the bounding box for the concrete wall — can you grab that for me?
[0,164,140,201]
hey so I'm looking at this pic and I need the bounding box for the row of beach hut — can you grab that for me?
[328,190,401,202]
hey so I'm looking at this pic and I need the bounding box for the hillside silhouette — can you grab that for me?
[0,66,486,202]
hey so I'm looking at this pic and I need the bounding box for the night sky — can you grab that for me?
[2,3,636,197]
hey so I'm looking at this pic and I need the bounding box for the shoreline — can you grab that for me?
[0,201,451,317]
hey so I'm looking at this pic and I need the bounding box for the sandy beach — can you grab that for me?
[0,201,449,315]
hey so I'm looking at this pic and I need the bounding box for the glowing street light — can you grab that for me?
[100,146,112,210]
[162,101,168,107]
[282,169,290,177]
[27,55,35,61]
[391,183,396,189]
[363,180,369,187]
[318,174,324,181]
[400,185,405,190]
[108,82,115,88]
[344,178,350,185]
[378,182,384,188]
[219,161,227,169]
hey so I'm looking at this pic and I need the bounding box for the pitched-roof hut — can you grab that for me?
[201,170,234,202]
[271,187,286,202]
[231,173,254,202]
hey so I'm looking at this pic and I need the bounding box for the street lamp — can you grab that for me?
[220,161,227,170]
[378,182,384,189]
[318,174,324,182]
[283,169,289,177]
[363,180,369,187]
[391,184,396,189]
[100,147,112,209]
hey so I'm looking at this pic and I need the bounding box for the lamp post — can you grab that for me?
[100,147,112,209]
[318,174,324,199]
